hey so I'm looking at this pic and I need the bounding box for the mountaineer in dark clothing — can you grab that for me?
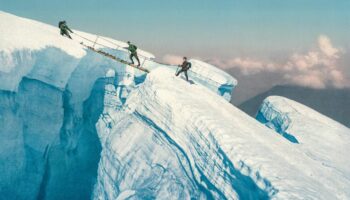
[58,21,73,39]
[126,41,140,66]
[176,57,192,81]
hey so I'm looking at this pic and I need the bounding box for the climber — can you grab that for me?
[58,20,73,39]
[126,41,141,66]
[176,57,192,81]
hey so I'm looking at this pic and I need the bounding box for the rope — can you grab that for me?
[73,32,153,68]
[73,32,116,50]
[73,33,230,87]
[99,37,153,61]
[93,35,99,48]
[72,32,95,43]
[99,37,124,50]
[75,32,151,61]
[175,66,180,74]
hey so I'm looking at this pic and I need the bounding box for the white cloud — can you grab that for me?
[282,35,345,88]
[228,58,269,75]
[209,35,349,89]
[162,54,183,65]
[318,35,340,58]
[207,57,278,75]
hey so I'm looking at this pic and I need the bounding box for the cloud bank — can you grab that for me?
[205,35,349,89]
[162,54,183,65]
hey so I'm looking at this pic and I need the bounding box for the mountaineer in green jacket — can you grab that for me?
[126,41,141,66]
[58,21,73,39]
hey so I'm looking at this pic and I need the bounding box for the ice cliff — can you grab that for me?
[1,11,349,200]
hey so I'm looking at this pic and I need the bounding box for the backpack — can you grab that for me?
[58,21,64,28]
[185,62,192,70]
[131,44,137,51]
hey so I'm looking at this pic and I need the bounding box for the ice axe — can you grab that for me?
[175,65,181,75]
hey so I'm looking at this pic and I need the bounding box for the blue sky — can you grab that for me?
[1,0,349,59]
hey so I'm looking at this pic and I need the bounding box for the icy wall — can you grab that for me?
[256,99,296,143]
[0,47,131,199]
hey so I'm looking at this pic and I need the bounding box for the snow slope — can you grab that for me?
[0,11,236,199]
[257,96,350,181]
[94,68,350,199]
[141,59,237,101]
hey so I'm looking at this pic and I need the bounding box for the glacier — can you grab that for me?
[1,10,350,200]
